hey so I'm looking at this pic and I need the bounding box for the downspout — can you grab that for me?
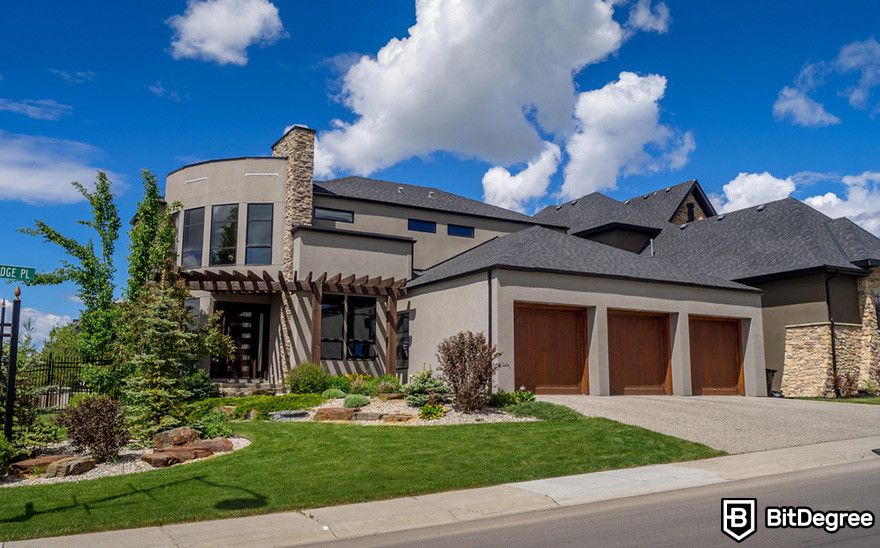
[487,269,493,347]
[825,269,842,398]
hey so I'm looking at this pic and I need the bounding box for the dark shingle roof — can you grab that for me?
[622,179,716,222]
[645,198,868,281]
[826,217,880,265]
[409,226,756,291]
[314,176,563,227]
[533,193,667,234]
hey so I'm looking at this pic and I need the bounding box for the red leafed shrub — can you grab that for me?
[57,395,128,462]
[436,331,508,413]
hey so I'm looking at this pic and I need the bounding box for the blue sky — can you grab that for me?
[1,0,879,342]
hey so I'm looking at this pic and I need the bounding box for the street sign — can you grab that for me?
[0,265,35,282]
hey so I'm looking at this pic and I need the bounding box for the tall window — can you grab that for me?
[181,207,204,268]
[686,203,696,222]
[210,204,239,266]
[246,204,273,265]
[320,295,377,360]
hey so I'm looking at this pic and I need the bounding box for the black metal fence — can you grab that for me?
[24,354,112,409]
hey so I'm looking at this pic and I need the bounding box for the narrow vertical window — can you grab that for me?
[347,296,376,359]
[210,204,239,266]
[320,294,345,360]
[181,207,204,268]
[686,203,696,222]
[246,203,273,265]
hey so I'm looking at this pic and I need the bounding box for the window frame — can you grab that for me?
[447,223,475,238]
[181,207,205,268]
[407,218,437,233]
[320,294,346,360]
[319,294,377,361]
[314,206,355,223]
[209,203,239,266]
[245,203,273,265]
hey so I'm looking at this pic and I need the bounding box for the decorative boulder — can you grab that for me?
[156,446,214,461]
[9,455,73,476]
[142,452,182,468]
[189,437,233,453]
[45,456,96,478]
[352,412,383,421]
[268,410,309,421]
[382,413,415,423]
[378,393,404,400]
[153,426,200,449]
[313,407,355,421]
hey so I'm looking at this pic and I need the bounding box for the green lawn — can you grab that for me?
[799,396,880,405]
[0,407,721,541]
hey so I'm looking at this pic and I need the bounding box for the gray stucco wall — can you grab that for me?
[313,195,530,271]
[293,229,412,280]
[404,270,766,396]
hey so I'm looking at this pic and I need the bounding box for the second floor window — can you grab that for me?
[314,206,354,223]
[181,207,204,268]
[246,204,273,265]
[447,224,474,238]
[210,204,238,266]
[408,218,436,233]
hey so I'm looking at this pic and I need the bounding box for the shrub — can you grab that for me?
[322,388,347,399]
[286,362,331,394]
[402,368,453,407]
[14,410,67,451]
[192,411,233,439]
[180,368,220,401]
[56,395,128,462]
[343,394,370,408]
[189,393,326,421]
[348,377,371,395]
[0,436,15,476]
[327,376,352,392]
[82,362,136,401]
[832,368,860,398]
[436,331,508,413]
[370,374,402,395]
[489,389,535,408]
[502,401,583,422]
[419,403,446,420]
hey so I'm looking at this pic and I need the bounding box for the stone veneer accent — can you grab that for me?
[272,125,316,272]
[782,267,880,396]
[669,191,708,225]
[271,125,316,380]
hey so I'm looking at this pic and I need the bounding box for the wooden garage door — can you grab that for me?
[689,316,743,395]
[608,310,671,395]
[514,304,588,394]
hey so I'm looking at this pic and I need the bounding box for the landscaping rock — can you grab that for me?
[313,407,355,421]
[378,393,404,400]
[156,446,214,461]
[9,455,73,476]
[142,452,182,468]
[382,413,416,423]
[251,388,276,396]
[153,426,200,449]
[268,410,310,421]
[45,456,96,478]
[189,437,233,453]
[352,412,383,421]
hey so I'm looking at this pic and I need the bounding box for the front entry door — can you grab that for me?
[212,302,270,380]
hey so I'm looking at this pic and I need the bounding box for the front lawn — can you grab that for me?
[0,405,721,541]
[798,396,880,405]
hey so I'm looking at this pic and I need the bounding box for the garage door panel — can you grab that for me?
[608,311,671,396]
[690,316,743,396]
[514,304,587,394]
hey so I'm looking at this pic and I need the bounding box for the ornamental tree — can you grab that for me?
[127,169,180,299]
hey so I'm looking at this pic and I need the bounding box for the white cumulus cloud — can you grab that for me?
[562,71,694,198]
[627,0,670,34]
[712,171,796,213]
[167,0,285,66]
[0,131,119,204]
[805,171,880,234]
[0,301,71,348]
[482,142,561,212]
[772,86,840,127]
[0,98,72,121]
[318,0,627,175]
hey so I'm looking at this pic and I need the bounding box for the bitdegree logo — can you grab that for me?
[766,506,875,533]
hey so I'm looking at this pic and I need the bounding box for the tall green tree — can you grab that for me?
[127,169,179,299]
[20,171,121,357]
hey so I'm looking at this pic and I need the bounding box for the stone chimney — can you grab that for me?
[272,124,316,271]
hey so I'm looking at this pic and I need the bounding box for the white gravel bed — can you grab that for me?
[315,398,538,426]
[0,437,251,488]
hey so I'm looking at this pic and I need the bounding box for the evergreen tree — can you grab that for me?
[20,171,120,357]
[127,169,180,299]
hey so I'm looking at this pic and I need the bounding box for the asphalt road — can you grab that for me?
[319,459,880,547]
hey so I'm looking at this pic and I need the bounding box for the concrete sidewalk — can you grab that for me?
[7,435,880,548]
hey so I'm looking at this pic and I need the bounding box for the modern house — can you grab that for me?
[165,125,880,398]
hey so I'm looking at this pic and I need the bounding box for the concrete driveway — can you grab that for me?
[542,395,880,454]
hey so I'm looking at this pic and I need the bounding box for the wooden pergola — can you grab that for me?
[179,270,408,374]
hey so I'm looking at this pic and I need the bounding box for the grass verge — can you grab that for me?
[798,396,880,405]
[0,402,721,541]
